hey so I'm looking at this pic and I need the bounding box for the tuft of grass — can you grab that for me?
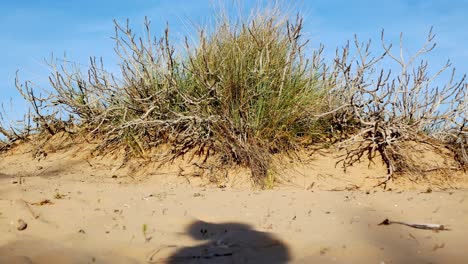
[179,7,330,184]
[263,169,278,189]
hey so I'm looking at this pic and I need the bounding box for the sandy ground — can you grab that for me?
[1,141,468,264]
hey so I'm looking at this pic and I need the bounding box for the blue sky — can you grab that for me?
[1,0,467,121]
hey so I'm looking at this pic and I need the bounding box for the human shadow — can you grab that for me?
[164,220,291,264]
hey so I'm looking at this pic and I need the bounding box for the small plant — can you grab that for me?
[54,192,66,199]
[263,170,277,189]
[142,223,152,242]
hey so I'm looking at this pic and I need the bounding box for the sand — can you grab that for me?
[1,140,467,264]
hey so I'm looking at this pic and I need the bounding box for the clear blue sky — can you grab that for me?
[1,0,467,121]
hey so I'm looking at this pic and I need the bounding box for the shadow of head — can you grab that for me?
[186,220,252,240]
[165,220,291,264]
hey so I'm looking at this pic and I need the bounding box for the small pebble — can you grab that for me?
[17,219,27,231]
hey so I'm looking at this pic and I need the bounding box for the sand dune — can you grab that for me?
[1,141,467,263]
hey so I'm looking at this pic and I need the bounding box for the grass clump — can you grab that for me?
[183,10,328,183]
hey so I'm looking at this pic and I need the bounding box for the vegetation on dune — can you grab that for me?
[1,4,466,187]
[327,30,467,185]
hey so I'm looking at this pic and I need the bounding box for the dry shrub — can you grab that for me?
[320,29,467,185]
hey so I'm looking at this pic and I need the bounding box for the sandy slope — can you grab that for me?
[1,142,467,264]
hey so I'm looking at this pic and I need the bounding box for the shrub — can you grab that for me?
[320,30,467,185]
[14,4,330,186]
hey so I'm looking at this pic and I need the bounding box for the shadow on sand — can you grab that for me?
[153,220,291,264]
